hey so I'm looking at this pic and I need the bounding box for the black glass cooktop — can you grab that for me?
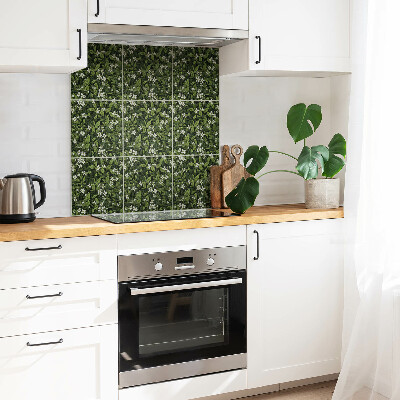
[92,209,236,224]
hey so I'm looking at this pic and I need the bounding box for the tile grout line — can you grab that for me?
[122,44,125,214]
[171,47,174,210]
[70,154,220,159]
[71,99,219,102]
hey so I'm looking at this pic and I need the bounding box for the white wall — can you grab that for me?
[219,76,350,205]
[0,74,71,217]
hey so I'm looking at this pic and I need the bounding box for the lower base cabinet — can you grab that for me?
[0,324,118,400]
[247,219,344,388]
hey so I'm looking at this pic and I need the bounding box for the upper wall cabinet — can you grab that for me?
[220,0,351,77]
[0,0,87,73]
[88,0,248,30]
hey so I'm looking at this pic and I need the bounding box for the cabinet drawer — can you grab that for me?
[0,280,117,338]
[0,324,118,400]
[0,235,117,289]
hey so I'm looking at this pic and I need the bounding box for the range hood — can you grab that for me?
[88,24,248,48]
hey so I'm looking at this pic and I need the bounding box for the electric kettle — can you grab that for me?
[0,173,46,223]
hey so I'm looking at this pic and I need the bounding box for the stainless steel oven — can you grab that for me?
[118,246,247,388]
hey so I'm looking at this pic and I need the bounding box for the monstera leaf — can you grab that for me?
[296,145,329,180]
[225,177,259,214]
[244,145,269,175]
[287,103,322,143]
[323,133,346,178]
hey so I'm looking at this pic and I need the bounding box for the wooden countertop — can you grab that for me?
[0,204,344,242]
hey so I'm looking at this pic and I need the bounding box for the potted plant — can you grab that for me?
[225,103,346,214]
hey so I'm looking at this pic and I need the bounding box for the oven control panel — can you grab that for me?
[118,246,246,282]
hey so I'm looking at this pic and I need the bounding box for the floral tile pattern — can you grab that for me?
[124,157,172,212]
[173,155,218,209]
[71,100,122,158]
[173,47,219,100]
[71,45,219,215]
[123,46,172,100]
[71,44,122,100]
[72,157,123,215]
[173,101,219,155]
[124,101,172,156]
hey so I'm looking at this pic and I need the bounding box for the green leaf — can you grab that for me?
[327,133,346,157]
[296,145,329,180]
[287,103,322,143]
[243,145,269,175]
[225,177,259,214]
[323,133,346,178]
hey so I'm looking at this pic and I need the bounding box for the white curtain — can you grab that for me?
[333,0,400,399]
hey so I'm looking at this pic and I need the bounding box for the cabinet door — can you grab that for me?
[220,0,350,77]
[0,324,118,400]
[251,0,350,73]
[0,0,87,73]
[247,220,343,388]
[88,0,248,30]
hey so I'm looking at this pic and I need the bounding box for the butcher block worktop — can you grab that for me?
[0,204,344,242]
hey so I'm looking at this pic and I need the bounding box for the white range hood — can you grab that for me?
[87,24,248,48]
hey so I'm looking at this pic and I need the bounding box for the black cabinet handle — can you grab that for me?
[95,0,100,17]
[254,230,260,260]
[255,36,261,64]
[26,292,63,300]
[27,338,63,347]
[77,28,82,60]
[25,244,62,252]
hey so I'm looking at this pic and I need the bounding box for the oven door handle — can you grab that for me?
[129,277,243,296]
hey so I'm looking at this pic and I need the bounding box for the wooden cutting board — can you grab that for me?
[210,145,232,209]
[221,144,252,208]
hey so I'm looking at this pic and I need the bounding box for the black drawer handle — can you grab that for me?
[254,230,260,260]
[77,28,82,60]
[26,292,63,300]
[25,244,62,252]
[255,35,261,64]
[95,0,100,17]
[27,338,63,347]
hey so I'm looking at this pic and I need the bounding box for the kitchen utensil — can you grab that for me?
[221,145,251,208]
[210,145,232,209]
[0,173,46,223]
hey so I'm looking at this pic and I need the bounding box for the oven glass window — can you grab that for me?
[138,288,228,356]
[119,271,246,374]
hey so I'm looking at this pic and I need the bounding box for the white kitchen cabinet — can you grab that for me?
[88,0,248,30]
[0,0,87,73]
[246,219,344,388]
[0,324,118,400]
[220,0,351,77]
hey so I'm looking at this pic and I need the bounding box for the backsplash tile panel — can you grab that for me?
[173,155,218,209]
[123,46,172,100]
[124,156,172,212]
[173,47,219,100]
[71,100,122,158]
[124,101,172,156]
[72,157,123,215]
[71,44,122,100]
[173,100,219,155]
[71,44,219,215]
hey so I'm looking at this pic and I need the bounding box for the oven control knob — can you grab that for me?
[154,262,163,271]
[206,257,215,266]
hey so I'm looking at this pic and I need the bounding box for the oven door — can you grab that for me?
[118,270,246,388]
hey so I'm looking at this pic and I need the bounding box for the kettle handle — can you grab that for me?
[29,175,46,210]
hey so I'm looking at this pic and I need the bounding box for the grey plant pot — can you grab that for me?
[305,178,340,209]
